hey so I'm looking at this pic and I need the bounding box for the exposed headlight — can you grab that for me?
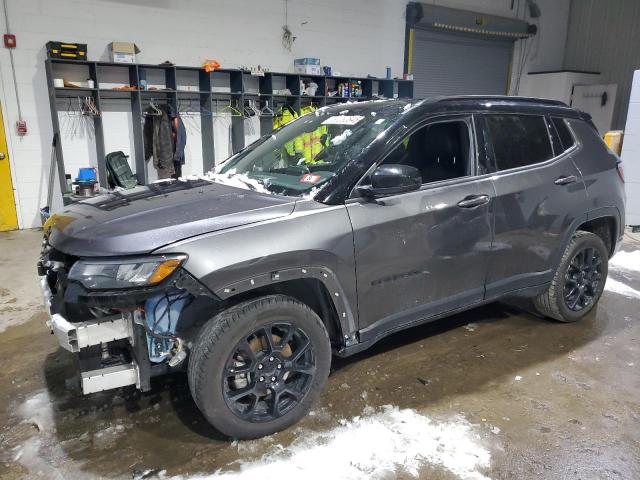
[68,255,186,290]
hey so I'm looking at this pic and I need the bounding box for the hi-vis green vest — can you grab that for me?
[273,106,302,156]
[273,105,327,163]
[299,105,327,163]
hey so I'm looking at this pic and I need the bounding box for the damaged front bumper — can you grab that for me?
[48,312,133,354]
[38,251,219,395]
[41,275,141,394]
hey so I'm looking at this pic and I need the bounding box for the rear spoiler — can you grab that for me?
[577,110,598,132]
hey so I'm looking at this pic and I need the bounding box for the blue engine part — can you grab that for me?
[144,289,190,363]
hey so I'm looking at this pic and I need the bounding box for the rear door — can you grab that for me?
[347,115,493,341]
[481,113,587,298]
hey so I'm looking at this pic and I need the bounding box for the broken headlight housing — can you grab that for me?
[68,255,187,290]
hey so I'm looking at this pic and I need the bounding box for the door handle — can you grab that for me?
[0,152,5,160]
[554,175,577,185]
[457,194,490,209]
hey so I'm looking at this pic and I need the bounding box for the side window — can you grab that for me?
[382,120,471,184]
[551,117,576,152]
[485,114,553,171]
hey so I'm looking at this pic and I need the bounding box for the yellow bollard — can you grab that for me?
[604,130,624,155]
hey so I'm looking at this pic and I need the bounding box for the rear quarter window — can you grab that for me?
[485,114,554,171]
[551,117,576,152]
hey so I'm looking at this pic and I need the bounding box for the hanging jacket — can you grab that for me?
[171,113,187,166]
[143,107,174,178]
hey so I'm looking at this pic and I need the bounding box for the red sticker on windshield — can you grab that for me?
[300,174,321,184]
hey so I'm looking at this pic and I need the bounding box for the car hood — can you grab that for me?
[46,179,296,257]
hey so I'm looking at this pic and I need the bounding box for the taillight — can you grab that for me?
[616,162,625,182]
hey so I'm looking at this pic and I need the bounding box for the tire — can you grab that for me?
[188,294,331,439]
[534,231,608,322]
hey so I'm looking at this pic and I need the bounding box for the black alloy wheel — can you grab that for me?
[189,295,330,438]
[563,246,603,312]
[223,323,315,422]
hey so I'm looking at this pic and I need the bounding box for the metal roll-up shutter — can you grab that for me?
[412,28,512,98]
[405,3,534,99]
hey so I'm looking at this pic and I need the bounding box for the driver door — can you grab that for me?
[346,115,493,341]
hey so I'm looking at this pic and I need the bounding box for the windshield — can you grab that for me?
[215,101,407,197]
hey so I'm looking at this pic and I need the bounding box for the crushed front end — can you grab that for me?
[38,235,219,395]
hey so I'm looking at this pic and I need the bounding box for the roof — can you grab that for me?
[432,95,568,107]
[417,95,581,118]
[320,95,581,119]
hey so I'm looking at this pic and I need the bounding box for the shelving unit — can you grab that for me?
[45,58,414,196]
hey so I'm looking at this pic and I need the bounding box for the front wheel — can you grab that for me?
[188,295,331,439]
[534,231,608,322]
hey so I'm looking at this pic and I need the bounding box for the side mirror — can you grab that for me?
[357,164,422,197]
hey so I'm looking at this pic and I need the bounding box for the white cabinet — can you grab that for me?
[521,70,618,136]
[621,70,640,226]
[571,84,618,135]
[520,70,601,104]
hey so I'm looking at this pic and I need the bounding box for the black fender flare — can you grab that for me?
[552,206,621,273]
[213,265,358,345]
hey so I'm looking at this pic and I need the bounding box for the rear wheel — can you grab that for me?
[188,295,331,439]
[534,231,608,322]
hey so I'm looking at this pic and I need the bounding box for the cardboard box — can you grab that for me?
[109,42,140,64]
[294,65,322,75]
[294,58,321,75]
[295,57,320,65]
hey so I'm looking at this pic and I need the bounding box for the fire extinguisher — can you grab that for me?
[16,120,27,136]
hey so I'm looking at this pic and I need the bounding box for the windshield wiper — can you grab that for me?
[237,177,260,191]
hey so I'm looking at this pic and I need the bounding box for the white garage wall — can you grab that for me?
[0,0,568,229]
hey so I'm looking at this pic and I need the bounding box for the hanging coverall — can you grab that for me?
[300,104,328,164]
[273,106,303,160]
[143,107,174,179]
[300,105,316,161]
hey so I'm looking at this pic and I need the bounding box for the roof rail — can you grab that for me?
[434,95,568,107]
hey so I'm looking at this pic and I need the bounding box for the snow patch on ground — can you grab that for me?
[609,250,640,273]
[605,277,640,299]
[17,390,55,433]
[175,406,491,480]
[12,390,87,479]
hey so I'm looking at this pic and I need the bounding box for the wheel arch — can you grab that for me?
[576,213,618,258]
[213,266,357,350]
[550,207,620,281]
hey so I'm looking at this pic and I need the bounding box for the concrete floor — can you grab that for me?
[0,229,639,479]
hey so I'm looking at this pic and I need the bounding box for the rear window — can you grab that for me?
[485,114,554,171]
[551,117,576,152]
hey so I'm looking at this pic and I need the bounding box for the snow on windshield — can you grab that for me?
[168,171,273,195]
[330,129,353,146]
